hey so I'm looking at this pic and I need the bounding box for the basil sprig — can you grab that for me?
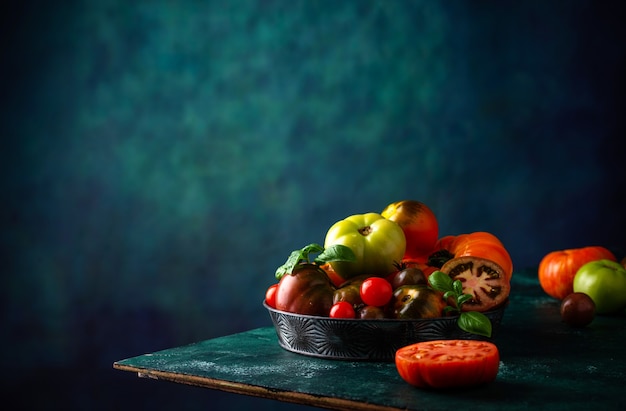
[428,271,493,338]
[275,243,355,280]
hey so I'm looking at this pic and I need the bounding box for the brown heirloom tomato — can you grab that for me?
[441,256,510,312]
[386,285,446,319]
[381,200,439,262]
[332,274,370,306]
[275,264,336,316]
[538,246,616,300]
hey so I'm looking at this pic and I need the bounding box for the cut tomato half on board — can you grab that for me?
[395,340,500,389]
[441,256,510,312]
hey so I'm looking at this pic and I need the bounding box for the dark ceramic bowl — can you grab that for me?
[264,301,507,362]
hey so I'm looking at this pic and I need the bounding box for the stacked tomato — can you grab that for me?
[265,200,513,319]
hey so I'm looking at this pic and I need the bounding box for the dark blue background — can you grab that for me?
[2,1,625,410]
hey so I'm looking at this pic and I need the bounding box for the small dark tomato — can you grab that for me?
[357,305,386,319]
[387,285,446,319]
[333,283,363,306]
[560,292,595,327]
[389,267,427,289]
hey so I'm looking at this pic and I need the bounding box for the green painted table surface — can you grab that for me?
[114,270,626,410]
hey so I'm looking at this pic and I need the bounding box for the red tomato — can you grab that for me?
[395,340,500,389]
[538,246,617,300]
[265,284,278,308]
[329,301,356,318]
[381,200,439,262]
[360,277,393,307]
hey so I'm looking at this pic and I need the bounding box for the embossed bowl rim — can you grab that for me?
[263,299,508,322]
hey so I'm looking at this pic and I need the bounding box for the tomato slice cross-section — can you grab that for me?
[395,339,500,389]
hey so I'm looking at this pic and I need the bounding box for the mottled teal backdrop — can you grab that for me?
[2,0,625,410]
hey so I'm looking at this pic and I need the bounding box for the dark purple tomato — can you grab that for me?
[560,292,595,327]
[357,305,386,319]
[389,267,427,289]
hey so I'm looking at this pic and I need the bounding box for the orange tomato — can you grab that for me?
[428,232,514,281]
[319,263,346,288]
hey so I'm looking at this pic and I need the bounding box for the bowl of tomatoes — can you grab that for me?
[264,262,508,362]
[264,300,507,362]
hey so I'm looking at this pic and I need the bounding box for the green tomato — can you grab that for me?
[573,259,626,315]
[323,212,405,281]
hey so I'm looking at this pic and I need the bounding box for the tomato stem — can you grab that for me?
[427,249,455,268]
[358,226,373,236]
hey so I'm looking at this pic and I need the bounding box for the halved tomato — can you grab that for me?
[428,232,514,281]
[395,339,500,389]
[441,256,510,312]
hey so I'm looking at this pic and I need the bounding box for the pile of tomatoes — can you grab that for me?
[538,246,626,326]
[265,200,513,320]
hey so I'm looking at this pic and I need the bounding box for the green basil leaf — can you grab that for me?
[457,294,474,306]
[428,271,454,292]
[457,311,493,338]
[302,243,325,255]
[443,306,458,314]
[275,249,306,280]
[453,280,464,296]
[443,291,456,301]
[315,244,356,264]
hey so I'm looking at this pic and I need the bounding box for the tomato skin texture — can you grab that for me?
[275,264,336,316]
[395,340,500,389]
[360,277,393,307]
[387,285,446,319]
[324,213,406,281]
[538,246,617,300]
[401,259,439,279]
[265,284,278,308]
[381,200,439,262]
[329,301,356,318]
[333,283,362,306]
[573,259,626,314]
[560,292,595,327]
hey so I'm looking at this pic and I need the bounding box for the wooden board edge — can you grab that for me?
[113,362,402,411]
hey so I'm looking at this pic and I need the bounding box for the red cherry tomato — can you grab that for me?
[265,284,278,308]
[395,340,500,389]
[360,277,393,307]
[329,301,356,318]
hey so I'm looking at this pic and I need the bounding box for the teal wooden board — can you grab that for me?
[114,270,626,410]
